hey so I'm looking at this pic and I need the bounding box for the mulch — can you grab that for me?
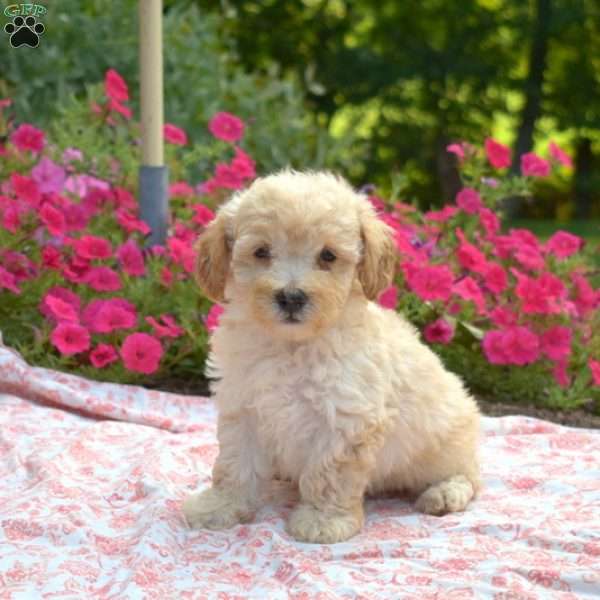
[145,377,600,430]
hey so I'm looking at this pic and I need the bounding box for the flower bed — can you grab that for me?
[0,70,598,411]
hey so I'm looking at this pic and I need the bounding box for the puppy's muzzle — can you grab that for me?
[274,288,308,320]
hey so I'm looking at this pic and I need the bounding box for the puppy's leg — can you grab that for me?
[287,431,382,544]
[415,474,476,516]
[183,412,270,530]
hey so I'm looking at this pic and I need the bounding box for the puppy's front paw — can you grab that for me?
[182,487,253,530]
[415,475,475,516]
[287,503,363,544]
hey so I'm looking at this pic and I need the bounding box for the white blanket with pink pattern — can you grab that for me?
[1,343,599,600]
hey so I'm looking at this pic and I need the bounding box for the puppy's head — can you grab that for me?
[195,171,396,340]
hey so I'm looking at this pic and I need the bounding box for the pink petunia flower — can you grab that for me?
[169,181,195,197]
[0,265,20,294]
[424,205,458,223]
[546,231,583,259]
[167,238,195,273]
[452,276,486,314]
[90,343,119,368]
[208,112,245,142]
[446,143,465,161]
[120,333,163,374]
[483,327,540,366]
[11,173,41,207]
[10,123,45,153]
[571,273,600,317]
[482,330,509,365]
[548,141,573,168]
[41,246,63,270]
[455,188,483,214]
[483,262,508,294]
[540,326,572,361]
[164,123,188,145]
[489,306,518,327]
[116,209,151,235]
[521,152,550,177]
[50,323,90,356]
[43,295,79,323]
[485,138,511,169]
[213,163,244,190]
[83,267,122,292]
[31,157,66,195]
[404,264,454,302]
[455,229,488,274]
[192,203,215,227]
[424,318,454,344]
[94,303,137,333]
[589,359,600,387]
[105,69,129,103]
[205,304,224,333]
[40,203,67,236]
[116,239,145,276]
[514,244,546,272]
[160,266,173,287]
[146,314,184,338]
[231,146,256,179]
[378,285,398,310]
[39,287,81,321]
[82,298,137,333]
[74,235,113,260]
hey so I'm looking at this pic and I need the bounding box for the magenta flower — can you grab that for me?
[31,157,66,195]
[120,332,163,374]
[208,112,245,142]
[521,152,550,177]
[540,326,572,361]
[424,205,458,223]
[455,188,483,215]
[484,138,511,169]
[483,327,540,366]
[105,69,129,103]
[378,285,398,310]
[589,359,600,387]
[82,298,137,333]
[10,123,45,153]
[94,303,137,333]
[424,318,454,344]
[90,344,119,368]
[231,146,256,179]
[571,273,600,317]
[44,295,79,323]
[213,163,244,190]
[192,203,215,227]
[83,266,122,292]
[446,143,465,161]
[11,173,41,207]
[164,123,188,145]
[205,304,224,333]
[169,181,195,197]
[483,262,507,294]
[546,231,583,259]
[117,239,145,276]
[40,203,67,236]
[50,323,90,356]
[456,229,488,274]
[489,306,517,327]
[452,276,487,315]
[146,314,184,338]
[39,287,81,321]
[405,264,454,302]
[552,360,570,388]
[74,235,113,260]
[548,141,573,168]
[0,265,20,294]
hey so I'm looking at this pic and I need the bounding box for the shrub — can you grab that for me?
[0,72,598,410]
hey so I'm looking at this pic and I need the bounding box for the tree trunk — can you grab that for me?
[504,0,553,218]
[574,136,593,220]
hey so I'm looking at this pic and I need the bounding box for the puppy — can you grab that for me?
[183,171,481,544]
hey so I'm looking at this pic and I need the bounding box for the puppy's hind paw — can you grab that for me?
[182,487,253,530]
[415,475,475,516]
[287,503,363,544]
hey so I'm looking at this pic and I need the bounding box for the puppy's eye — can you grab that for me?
[254,246,271,259]
[319,248,337,263]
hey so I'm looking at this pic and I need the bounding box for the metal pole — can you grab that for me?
[138,0,168,246]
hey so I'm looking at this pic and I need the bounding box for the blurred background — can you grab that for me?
[2,0,599,239]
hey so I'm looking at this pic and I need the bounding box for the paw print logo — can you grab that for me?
[4,15,45,48]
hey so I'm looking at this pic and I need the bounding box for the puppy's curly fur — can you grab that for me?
[183,171,481,544]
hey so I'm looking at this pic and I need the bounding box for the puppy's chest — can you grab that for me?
[247,348,347,480]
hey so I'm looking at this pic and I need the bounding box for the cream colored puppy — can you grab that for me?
[183,171,481,544]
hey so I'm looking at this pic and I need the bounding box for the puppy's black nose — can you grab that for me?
[275,288,308,313]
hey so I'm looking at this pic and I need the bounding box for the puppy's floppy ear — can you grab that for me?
[194,209,233,303]
[356,202,397,300]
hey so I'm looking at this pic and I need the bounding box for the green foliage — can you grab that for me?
[1,1,360,176]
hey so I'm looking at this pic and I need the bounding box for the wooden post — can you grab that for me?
[138,0,168,245]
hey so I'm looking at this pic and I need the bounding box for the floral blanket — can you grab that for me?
[1,343,599,600]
